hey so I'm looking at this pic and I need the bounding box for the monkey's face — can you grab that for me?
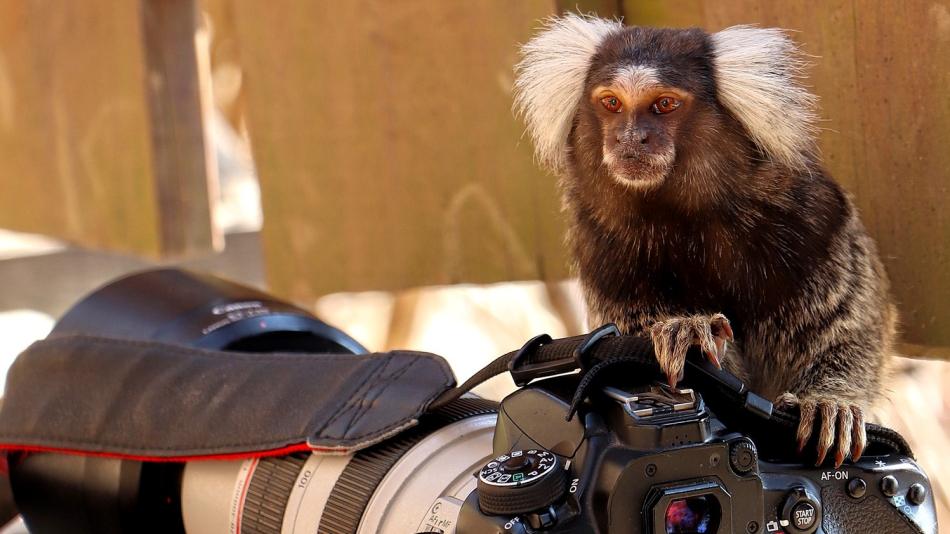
[588,70,690,188]
[516,18,818,208]
[578,28,716,192]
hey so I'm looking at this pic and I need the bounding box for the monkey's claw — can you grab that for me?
[775,393,866,469]
[649,313,733,388]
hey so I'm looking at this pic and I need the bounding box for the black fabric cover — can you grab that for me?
[0,335,455,458]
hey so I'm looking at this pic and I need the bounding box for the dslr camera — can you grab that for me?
[2,269,937,534]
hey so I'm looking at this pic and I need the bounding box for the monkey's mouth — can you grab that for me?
[604,150,673,189]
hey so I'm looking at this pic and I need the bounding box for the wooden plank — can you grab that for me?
[0,0,218,257]
[141,0,222,255]
[232,0,566,303]
[846,0,950,349]
[622,0,950,349]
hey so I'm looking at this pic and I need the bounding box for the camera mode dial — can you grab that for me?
[477,449,567,516]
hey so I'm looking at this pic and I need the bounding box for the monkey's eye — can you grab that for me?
[600,96,623,113]
[652,96,682,114]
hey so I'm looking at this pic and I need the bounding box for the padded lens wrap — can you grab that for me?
[0,334,456,459]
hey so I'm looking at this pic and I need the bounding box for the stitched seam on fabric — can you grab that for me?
[335,354,398,437]
[308,357,455,448]
[313,355,390,437]
[342,355,415,439]
[296,359,381,437]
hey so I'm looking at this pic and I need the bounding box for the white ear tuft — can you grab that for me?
[711,26,820,173]
[514,13,623,172]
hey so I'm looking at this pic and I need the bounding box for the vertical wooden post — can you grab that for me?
[141,0,221,256]
[0,0,219,258]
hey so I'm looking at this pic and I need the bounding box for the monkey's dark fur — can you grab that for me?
[514,16,896,467]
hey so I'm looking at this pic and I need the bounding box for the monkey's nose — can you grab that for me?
[618,128,649,144]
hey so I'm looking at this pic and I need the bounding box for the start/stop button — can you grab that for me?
[791,501,817,530]
[781,486,822,533]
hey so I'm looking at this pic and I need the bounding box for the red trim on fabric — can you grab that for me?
[0,442,347,462]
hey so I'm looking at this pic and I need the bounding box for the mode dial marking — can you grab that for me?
[478,450,557,487]
[476,449,568,516]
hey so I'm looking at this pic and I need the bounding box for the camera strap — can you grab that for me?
[429,325,914,460]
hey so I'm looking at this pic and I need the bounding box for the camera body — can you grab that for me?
[455,375,936,534]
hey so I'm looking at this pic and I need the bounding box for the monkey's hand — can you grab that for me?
[649,313,733,388]
[775,392,867,469]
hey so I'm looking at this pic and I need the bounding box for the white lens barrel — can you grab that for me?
[180,411,496,534]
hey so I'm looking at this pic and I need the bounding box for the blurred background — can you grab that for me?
[0,0,947,528]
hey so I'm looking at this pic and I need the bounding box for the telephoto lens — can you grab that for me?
[7,269,499,534]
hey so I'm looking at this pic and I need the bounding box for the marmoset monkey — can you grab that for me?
[514,15,896,467]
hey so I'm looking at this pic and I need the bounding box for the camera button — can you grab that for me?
[880,475,899,497]
[907,483,927,505]
[781,487,821,533]
[790,501,818,531]
[846,477,867,499]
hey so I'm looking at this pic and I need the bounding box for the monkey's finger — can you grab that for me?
[834,403,854,468]
[706,345,722,368]
[851,405,867,462]
[814,400,838,466]
[650,321,687,387]
[713,336,725,359]
[661,349,687,388]
[774,392,799,410]
[710,313,734,341]
[694,325,721,369]
[796,398,817,453]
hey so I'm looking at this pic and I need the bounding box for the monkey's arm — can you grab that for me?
[771,224,895,468]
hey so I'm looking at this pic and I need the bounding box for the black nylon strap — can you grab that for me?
[429,334,657,410]
[429,330,913,460]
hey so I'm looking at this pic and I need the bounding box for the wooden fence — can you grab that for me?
[0,0,947,350]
